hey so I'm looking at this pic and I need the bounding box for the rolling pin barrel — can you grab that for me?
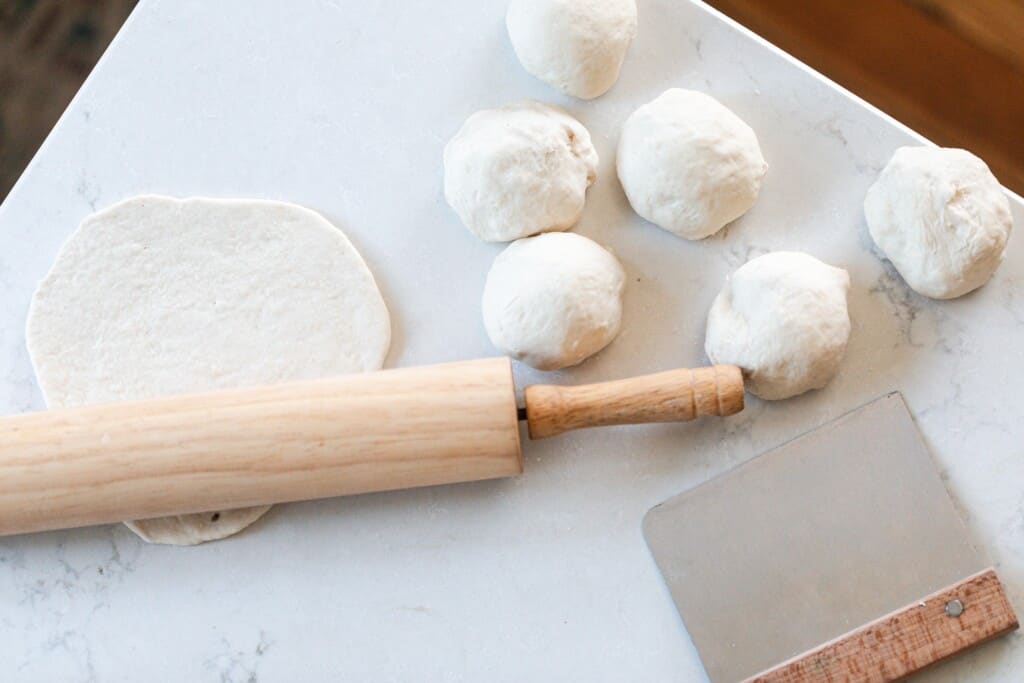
[0,358,523,536]
[0,358,744,537]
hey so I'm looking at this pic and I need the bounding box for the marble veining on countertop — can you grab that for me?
[1,0,1022,680]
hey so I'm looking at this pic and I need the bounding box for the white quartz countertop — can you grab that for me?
[1,1,1022,680]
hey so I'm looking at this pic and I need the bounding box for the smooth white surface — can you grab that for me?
[0,0,1022,680]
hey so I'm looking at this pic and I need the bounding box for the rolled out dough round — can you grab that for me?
[26,195,391,545]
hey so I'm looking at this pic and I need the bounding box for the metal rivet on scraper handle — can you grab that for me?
[945,599,964,617]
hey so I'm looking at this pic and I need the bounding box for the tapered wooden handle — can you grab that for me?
[523,364,744,439]
[0,358,522,537]
[746,568,1019,682]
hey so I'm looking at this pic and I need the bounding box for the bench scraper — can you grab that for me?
[643,393,1018,682]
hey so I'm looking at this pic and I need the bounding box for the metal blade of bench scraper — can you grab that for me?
[642,393,985,683]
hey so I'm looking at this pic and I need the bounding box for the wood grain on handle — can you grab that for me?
[523,365,744,439]
[745,568,1019,682]
[0,358,522,536]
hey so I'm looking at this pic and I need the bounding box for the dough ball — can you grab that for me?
[482,232,624,370]
[617,88,767,239]
[27,196,391,545]
[705,252,850,400]
[444,101,598,242]
[506,0,638,99]
[864,146,1012,299]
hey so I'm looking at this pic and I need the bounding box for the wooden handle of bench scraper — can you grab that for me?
[745,568,1018,682]
[524,364,744,439]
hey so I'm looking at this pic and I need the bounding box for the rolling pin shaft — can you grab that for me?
[0,358,522,536]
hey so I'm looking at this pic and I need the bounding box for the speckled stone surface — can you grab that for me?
[0,1,1022,680]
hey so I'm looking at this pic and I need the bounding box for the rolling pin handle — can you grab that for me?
[522,364,744,439]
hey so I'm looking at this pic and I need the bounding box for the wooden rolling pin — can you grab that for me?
[0,358,743,536]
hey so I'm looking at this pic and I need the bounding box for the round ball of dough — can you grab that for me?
[506,0,638,99]
[444,101,598,242]
[482,232,625,370]
[864,146,1012,299]
[705,252,850,400]
[617,89,767,240]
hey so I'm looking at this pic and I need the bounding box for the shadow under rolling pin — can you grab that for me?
[0,357,743,536]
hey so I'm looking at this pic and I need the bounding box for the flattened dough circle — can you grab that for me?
[27,195,391,545]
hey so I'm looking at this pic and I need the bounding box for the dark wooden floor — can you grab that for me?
[0,0,1022,199]
[705,0,1024,194]
[0,0,137,199]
